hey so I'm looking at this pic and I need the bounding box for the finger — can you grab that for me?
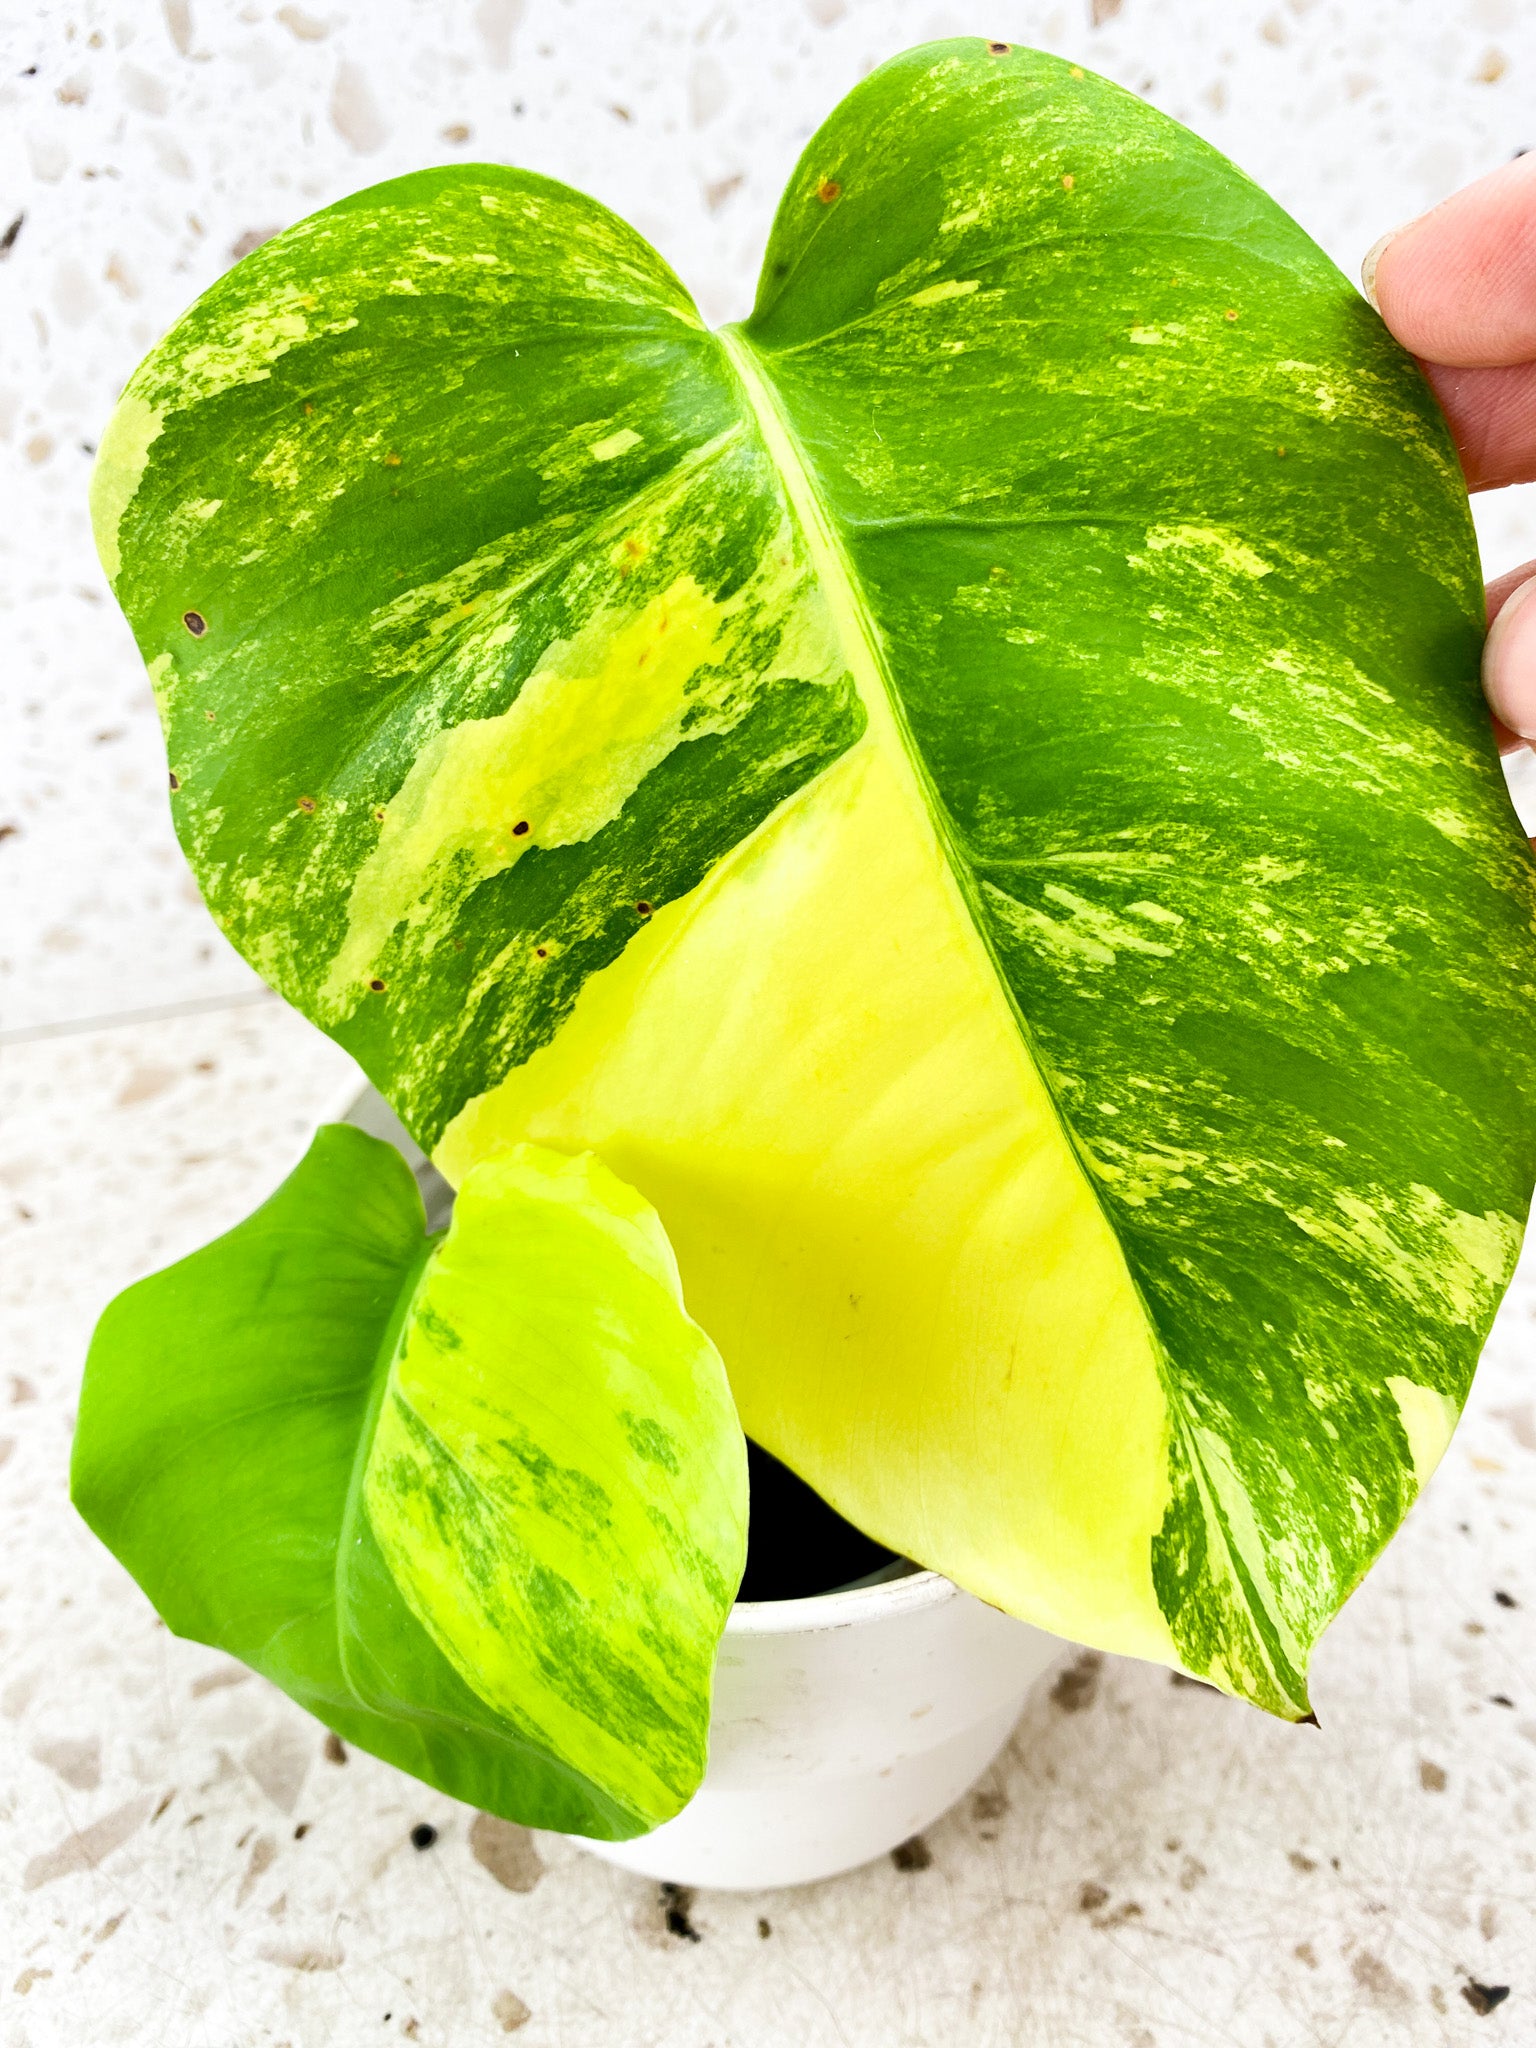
[1482,558,1536,742]
[1419,357,1536,491]
[1365,151,1536,368]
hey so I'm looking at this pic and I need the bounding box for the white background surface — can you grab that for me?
[3,3,1535,2044]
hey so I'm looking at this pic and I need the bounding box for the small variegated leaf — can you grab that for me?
[72,1125,746,1835]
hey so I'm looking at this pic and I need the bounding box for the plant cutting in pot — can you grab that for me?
[75,39,1536,1875]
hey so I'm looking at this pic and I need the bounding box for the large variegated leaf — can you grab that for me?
[72,1125,746,1835]
[91,41,1536,1716]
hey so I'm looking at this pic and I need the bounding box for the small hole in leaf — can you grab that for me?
[297,795,316,814]
[513,820,530,836]
[182,610,207,636]
[986,39,1011,54]
[368,977,386,993]
[815,178,841,204]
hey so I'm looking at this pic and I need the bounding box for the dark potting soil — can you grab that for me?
[737,1438,904,1602]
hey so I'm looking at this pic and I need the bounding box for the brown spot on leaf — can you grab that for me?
[296,795,316,813]
[469,1812,544,1892]
[384,451,402,467]
[168,771,181,791]
[986,39,1011,54]
[816,178,841,204]
[513,820,529,835]
[636,901,653,918]
[368,978,386,993]
[1050,1650,1102,1711]
[1225,308,1239,321]
[182,610,206,635]
[1061,173,1075,190]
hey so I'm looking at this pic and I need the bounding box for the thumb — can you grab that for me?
[1484,562,1536,748]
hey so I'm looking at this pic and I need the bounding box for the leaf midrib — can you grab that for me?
[717,320,1310,1714]
[715,318,1116,1272]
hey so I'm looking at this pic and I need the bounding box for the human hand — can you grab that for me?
[1365,152,1536,752]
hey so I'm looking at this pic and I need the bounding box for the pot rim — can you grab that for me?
[725,1567,954,1635]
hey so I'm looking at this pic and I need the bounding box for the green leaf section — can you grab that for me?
[91,167,863,1144]
[734,43,1536,1709]
[72,1125,746,1836]
[90,40,1536,1718]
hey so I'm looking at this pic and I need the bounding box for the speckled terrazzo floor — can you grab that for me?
[3,3,1535,2043]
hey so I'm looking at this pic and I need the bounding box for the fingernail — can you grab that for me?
[1360,226,1407,311]
[1483,572,1536,738]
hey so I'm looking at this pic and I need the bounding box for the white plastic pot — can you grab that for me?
[575,1567,1064,1890]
